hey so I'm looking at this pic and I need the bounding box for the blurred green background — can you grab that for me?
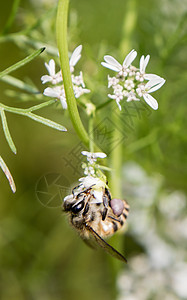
[0,0,186,299]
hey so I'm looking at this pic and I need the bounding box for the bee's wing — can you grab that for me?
[86,224,127,263]
[81,235,97,249]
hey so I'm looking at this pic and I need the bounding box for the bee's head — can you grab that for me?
[63,194,85,215]
[70,200,85,214]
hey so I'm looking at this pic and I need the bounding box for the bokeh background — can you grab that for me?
[0,0,186,299]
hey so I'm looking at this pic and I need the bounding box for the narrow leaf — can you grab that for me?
[0,156,16,193]
[1,75,39,93]
[0,109,17,154]
[27,100,57,112]
[0,47,45,79]
[27,112,67,131]
[1,0,20,34]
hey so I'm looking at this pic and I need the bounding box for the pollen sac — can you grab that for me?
[110,198,124,217]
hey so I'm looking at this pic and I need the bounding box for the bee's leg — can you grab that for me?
[101,207,108,221]
[72,184,82,196]
[82,202,89,216]
[76,185,95,198]
[105,187,112,202]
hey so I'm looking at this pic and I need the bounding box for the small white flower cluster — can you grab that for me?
[41,45,90,109]
[101,49,166,110]
[80,151,107,203]
[81,151,106,174]
[64,151,107,205]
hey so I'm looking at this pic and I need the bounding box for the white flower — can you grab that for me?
[71,71,85,87]
[140,55,150,74]
[101,49,137,77]
[69,45,82,73]
[135,55,150,82]
[41,45,90,109]
[137,76,165,110]
[108,92,123,110]
[85,103,96,116]
[126,91,140,102]
[78,176,106,204]
[108,75,119,88]
[108,84,124,109]
[73,86,90,98]
[124,79,135,91]
[79,176,102,188]
[103,49,166,111]
[81,151,107,164]
[128,65,137,77]
[82,164,95,176]
[41,59,62,84]
[43,86,67,109]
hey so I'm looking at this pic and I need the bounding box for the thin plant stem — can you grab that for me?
[96,98,113,111]
[56,0,89,148]
[110,106,123,199]
[88,113,94,152]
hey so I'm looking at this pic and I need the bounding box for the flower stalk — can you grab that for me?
[56,0,90,148]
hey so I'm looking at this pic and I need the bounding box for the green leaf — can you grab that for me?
[1,0,20,35]
[27,112,67,131]
[0,156,16,193]
[0,47,45,79]
[0,109,17,154]
[1,75,39,93]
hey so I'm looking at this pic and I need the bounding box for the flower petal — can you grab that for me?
[145,77,165,93]
[116,99,122,110]
[69,45,82,67]
[123,49,137,67]
[101,62,121,72]
[139,55,145,72]
[43,87,59,98]
[81,151,90,157]
[148,78,166,93]
[144,73,162,81]
[60,98,67,109]
[102,55,122,71]
[41,75,52,84]
[45,59,55,76]
[94,152,107,159]
[143,93,158,110]
[140,55,150,73]
[79,176,99,188]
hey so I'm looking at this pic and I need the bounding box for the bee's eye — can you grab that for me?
[71,201,84,214]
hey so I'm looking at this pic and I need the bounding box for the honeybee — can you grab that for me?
[63,183,129,262]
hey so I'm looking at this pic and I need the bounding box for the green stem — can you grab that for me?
[96,98,113,111]
[110,107,123,199]
[56,0,89,148]
[88,113,94,152]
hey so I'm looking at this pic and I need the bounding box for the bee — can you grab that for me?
[63,184,129,262]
